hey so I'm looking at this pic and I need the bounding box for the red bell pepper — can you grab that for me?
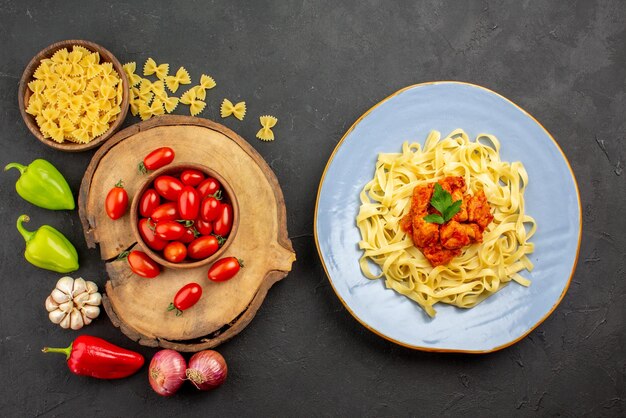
[42,335,144,379]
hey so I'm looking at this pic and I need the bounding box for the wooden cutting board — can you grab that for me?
[78,115,295,352]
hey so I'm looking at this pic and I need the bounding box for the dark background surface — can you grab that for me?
[0,0,624,416]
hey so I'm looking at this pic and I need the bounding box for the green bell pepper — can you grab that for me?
[5,159,75,210]
[16,215,79,273]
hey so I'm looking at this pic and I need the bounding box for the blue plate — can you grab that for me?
[314,82,581,353]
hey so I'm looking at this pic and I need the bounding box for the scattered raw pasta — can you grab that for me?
[25,45,123,144]
[180,88,206,116]
[165,67,191,93]
[138,98,165,121]
[220,99,246,120]
[256,115,278,141]
[123,62,142,86]
[193,74,216,100]
[143,58,169,80]
[162,95,179,113]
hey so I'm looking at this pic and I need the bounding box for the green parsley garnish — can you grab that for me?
[423,183,462,224]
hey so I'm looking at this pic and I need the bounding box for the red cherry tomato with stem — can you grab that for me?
[150,202,179,222]
[139,189,161,218]
[163,241,187,263]
[139,147,175,173]
[213,203,233,237]
[179,226,198,244]
[180,169,205,187]
[168,283,202,316]
[200,194,222,222]
[196,177,221,199]
[138,218,167,251]
[187,235,220,260]
[126,250,160,278]
[195,219,213,235]
[155,221,186,241]
[154,176,184,201]
[208,257,244,282]
[105,180,128,220]
[178,186,200,221]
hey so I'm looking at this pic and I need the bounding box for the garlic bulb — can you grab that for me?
[46,276,102,330]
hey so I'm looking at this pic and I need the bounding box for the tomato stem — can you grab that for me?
[208,190,223,200]
[138,162,147,174]
[214,234,226,246]
[167,303,182,316]
[117,251,130,260]
[238,258,245,268]
[115,179,124,188]
[176,220,194,227]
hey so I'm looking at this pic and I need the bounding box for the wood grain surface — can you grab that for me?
[78,115,295,351]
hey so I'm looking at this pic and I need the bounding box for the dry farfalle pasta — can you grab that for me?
[25,45,123,144]
[220,99,246,120]
[256,115,278,141]
[128,58,216,119]
[165,66,191,93]
[123,62,142,86]
[180,88,206,116]
[143,57,169,80]
[193,74,216,100]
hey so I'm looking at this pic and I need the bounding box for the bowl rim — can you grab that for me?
[18,39,130,152]
[130,162,240,270]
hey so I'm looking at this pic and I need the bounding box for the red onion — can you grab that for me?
[149,349,187,396]
[186,350,228,390]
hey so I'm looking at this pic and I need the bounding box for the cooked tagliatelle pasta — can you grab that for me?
[357,129,537,317]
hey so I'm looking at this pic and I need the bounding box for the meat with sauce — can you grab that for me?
[402,176,493,266]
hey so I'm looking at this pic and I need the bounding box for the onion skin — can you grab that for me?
[186,350,228,391]
[149,349,187,396]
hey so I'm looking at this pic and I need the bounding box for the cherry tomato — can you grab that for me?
[154,175,184,201]
[195,219,213,235]
[139,188,161,218]
[155,221,186,241]
[168,283,203,315]
[200,197,221,222]
[105,180,128,220]
[140,147,175,172]
[127,250,160,278]
[213,203,233,236]
[179,226,198,244]
[163,241,187,263]
[187,235,219,259]
[150,202,179,222]
[178,186,200,221]
[196,177,221,199]
[207,257,243,282]
[180,169,205,186]
[138,218,167,251]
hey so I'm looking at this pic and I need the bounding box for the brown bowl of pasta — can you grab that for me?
[18,39,129,152]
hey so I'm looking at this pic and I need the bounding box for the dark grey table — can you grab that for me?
[1,1,624,416]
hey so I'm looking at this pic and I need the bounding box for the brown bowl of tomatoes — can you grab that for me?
[130,162,239,270]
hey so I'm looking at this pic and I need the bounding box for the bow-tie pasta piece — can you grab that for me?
[165,67,191,93]
[143,57,169,80]
[220,99,246,121]
[193,74,216,100]
[162,96,179,113]
[256,115,278,141]
[123,62,143,87]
